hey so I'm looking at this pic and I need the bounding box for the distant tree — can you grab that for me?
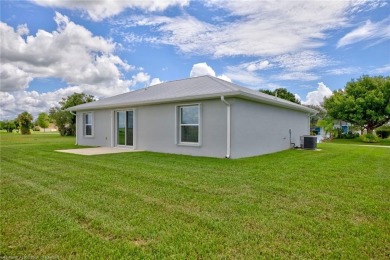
[1,120,16,133]
[50,93,95,136]
[259,88,301,104]
[49,107,71,136]
[260,89,275,96]
[59,93,95,110]
[14,119,20,133]
[317,116,337,139]
[37,112,50,132]
[324,75,390,134]
[16,111,33,135]
[304,104,326,129]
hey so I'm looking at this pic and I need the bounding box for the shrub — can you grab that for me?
[17,111,33,135]
[33,126,41,131]
[338,131,360,139]
[376,130,390,139]
[353,132,360,138]
[360,134,380,143]
[375,125,390,139]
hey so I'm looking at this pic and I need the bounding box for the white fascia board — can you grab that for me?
[66,90,317,114]
[66,92,240,111]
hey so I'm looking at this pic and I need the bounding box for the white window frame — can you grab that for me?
[176,104,201,146]
[83,112,94,137]
[111,108,137,149]
[114,109,135,148]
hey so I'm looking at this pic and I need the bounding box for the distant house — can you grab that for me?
[315,120,355,142]
[333,120,353,134]
[67,76,317,158]
[39,123,58,132]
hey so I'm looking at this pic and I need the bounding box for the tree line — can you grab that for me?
[2,75,389,137]
[260,75,389,137]
[0,93,95,135]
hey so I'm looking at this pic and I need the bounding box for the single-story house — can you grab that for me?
[67,75,317,158]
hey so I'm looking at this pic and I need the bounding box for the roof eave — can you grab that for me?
[238,91,318,114]
[66,91,240,111]
[67,90,317,114]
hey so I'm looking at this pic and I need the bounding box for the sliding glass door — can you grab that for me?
[116,110,133,147]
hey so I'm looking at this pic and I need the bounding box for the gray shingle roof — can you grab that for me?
[67,75,317,113]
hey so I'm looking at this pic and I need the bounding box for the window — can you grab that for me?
[83,112,93,136]
[179,105,200,144]
[116,110,133,146]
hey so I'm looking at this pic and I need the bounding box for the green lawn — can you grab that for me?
[1,133,389,259]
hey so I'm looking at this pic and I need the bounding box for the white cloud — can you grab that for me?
[0,64,33,92]
[132,72,150,83]
[16,24,29,35]
[269,51,331,80]
[217,50,334,88]
[33,0,189,21]
[225,51,330,84]
[271,51,330,72]
[326,67,361,75]
[294,94,302,102]
[150,78,162,86]
[247,60,271,72]
[1,13,133,90]
[0,80,144,120]
[0,89,72,120]
[337,18,390,48]
[274,72,319,81]
[190,62,216,77]
[189,62,231,82]
[217,74,232,82]
[0,92,16,117]
[348,0,388,13]
[371,64,390,74]
[302,82,333,106]
[0,13,142,119]
[224,65,264,86]
[120,1,380,57]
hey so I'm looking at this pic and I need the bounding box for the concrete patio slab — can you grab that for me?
[56,147,142,156]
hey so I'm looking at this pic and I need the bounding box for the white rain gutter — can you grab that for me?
[221,96,231,158]
[69,110,77,145]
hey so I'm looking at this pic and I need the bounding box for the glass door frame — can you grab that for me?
[115,109,134,148]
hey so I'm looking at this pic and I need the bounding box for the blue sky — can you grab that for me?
[1,0,389,119]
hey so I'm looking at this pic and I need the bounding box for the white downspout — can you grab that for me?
[69,111,77,145]
[221,96,231,158]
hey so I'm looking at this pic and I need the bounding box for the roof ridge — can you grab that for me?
[206,75,240,92]
[97,84,147,100]
[153,75,212,87]
[207,76,271,99]
[86,75,215,104]
[92,76,198,101]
